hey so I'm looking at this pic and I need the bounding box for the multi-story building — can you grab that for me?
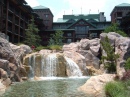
[53,12,111,42]
[111,3,130,24]
[33,5,53,30]
[0,0,43,43]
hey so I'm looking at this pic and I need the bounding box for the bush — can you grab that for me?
[104,23,127,37]
[48,45,62,50]
[125,58,130,70]
[15,43,24,46]
[48,30,64,46]
[34,46,49,51]
[105,81,125,97]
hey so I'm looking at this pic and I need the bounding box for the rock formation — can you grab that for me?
[79,74,116,97]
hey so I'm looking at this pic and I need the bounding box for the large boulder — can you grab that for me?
[100,32,122,46]
[78,50,100,69]
[0,37,16,64]
[115,37,130,78]
[89,38,100,56]
[79,74,116,97]
[19,44,32,54]
[63,51,87,75]
[79,39,90,50]
[62,42,80,52]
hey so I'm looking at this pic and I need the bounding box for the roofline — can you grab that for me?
[67,18,97,29]
[110,6,130,16]
[33,8,54,17]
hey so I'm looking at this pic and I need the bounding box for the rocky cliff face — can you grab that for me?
[0,32,32,93]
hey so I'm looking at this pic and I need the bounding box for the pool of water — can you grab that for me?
[1,77,89,97]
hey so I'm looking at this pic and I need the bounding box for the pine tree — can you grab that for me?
[48,30,64,46]
[24,16,41,47]
[101,36,119,73]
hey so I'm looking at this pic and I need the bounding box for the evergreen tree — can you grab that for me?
[48,30,64,46]
[24,16,41,47]
[104,23,127,37]
[101,36,119,73]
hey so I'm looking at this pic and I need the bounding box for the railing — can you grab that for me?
[9,5,14,12]
[8,26,12,32]
[8,16,13,21]
[15,19,19,25]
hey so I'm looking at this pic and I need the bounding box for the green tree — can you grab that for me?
[125,58,130,70]
[101,36,119,73]
[24,16,41,47]
[104,23,127,37]
[48,30,64,46]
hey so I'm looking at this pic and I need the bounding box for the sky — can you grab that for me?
[26,0,130,22]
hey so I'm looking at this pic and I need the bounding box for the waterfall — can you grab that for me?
[42,54,58,77]
[28,55,35,78]
[65,57,82,77]
[27,53,83,77]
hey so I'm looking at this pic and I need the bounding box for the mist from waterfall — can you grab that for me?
[28,53,82,78]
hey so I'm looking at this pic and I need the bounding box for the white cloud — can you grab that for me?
[26,0,39,7]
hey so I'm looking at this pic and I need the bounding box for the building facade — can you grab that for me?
[0,0,44,43]
[53,12,111,42]
[33,5,53,30]
[111,3,130,24]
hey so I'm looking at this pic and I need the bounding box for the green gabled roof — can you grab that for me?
[33,5,48,9]
[116,3,130,7]
[67,18,97,29]
[63,14,100,21]
[57,18,68,22]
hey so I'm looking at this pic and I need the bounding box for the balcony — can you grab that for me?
[8,26,12,32]
[20,29,23,36]
[15,19,19,25]
[8,16,13,22]
[15,10,19,16]
[8,5,14,13]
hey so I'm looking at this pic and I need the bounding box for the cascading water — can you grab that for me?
[42,54,58,77]
[65,57,82,77]
[28,53,83,77]
[28,55,35,78]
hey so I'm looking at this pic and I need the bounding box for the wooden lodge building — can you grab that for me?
[0,0,44,43]
[53,13,111,43]
[111,3,130,36]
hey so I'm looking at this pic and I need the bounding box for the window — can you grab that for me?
[67,39,72,43]
[67,33,72,37]
[45,14,48,18]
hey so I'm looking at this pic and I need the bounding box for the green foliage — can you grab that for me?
[104,23,127,37]
[101,36,119,73]
[34,45,62,52]
[15,42,24,46]
[105,81,126,97]
[48,45,62,50]
[48,30,64,46]
[34,46,47,51]
[125,58,130,70]
[24,16,41,47]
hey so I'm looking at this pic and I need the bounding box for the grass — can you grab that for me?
[34,45,62,52]
[105,80,130,97]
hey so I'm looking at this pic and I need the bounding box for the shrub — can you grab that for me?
[15,42,24,46]
[104,23,127,37]
[48,30,64,46]
[48,45,62,50]
[125,58,130,70]
[105,81,125,97]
